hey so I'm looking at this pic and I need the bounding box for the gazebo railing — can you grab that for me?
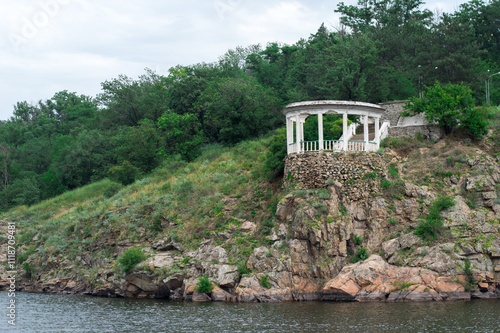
[301,140,319,152]
[347,140,365,151]
[324,140,344,151]
[291,139,379,153]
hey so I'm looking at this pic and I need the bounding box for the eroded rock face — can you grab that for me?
[8,146,500,303]
[235,276,294,303]
[322,255,471,302]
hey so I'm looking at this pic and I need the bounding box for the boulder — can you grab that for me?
[211,286,237,302]
[398,233,421,249]
[192,291,212,302]
[240,221,257,233]
[382,239,400,259]
[321,255,471,302]
[187,241,229,264]
[235,276,293,303]
[216,264,238,288]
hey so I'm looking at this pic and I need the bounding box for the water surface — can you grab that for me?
[1,291,499,332]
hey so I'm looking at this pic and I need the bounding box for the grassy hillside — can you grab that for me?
[3,136,282,280]
[2,106,499,300]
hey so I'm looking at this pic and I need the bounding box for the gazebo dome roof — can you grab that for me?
[282,100,385,117]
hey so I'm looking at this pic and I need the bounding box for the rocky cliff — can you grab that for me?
[1,137,499,302]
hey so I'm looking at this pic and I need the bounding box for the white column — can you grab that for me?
[318,113,324,151]
[286,117,293,154]
[296,114,302,153]
[343,112,348,151]
[375,117,380,150]
[364,115,369,152]
[300,117,305,142]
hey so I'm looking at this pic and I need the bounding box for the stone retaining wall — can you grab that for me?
[283,152,389,202]
[388,125,444,140]
[379,101,406,126]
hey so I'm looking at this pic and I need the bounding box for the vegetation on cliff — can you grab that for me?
[0,0,499,301]
[1,0,499,211]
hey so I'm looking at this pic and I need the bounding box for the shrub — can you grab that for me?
[150,213,163,234]
[353,234,363,246]
[17,247,35,264]
[174,179,193,196]
[414,196,455,241]
[108,161,142,185]
[381,178,393,189]
[22,262,33,280]
[118,248,147,274]
[463,259,476,292]
[392,281,413,291]
[260,274,271,289]
[103,181,122,198]
[352,247,369,263]
[196,275,214,293]
[264,128,287,180]
[388,163,399,177]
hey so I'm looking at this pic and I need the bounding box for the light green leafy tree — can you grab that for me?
[404,81,488,138]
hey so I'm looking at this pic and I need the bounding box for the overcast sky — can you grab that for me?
[0,0,470,121]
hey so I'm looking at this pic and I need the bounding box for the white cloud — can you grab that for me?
[0,0,472,120]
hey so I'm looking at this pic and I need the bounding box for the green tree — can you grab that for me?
[98,69,169,127]
[9,173,41,206]
[107,160,142,186]
[0,144,11,190]
[452,0,500,64]
[157,110,205,161]
[404,82,487,137]
[41,91,98,134]
[52,130,116,189]
[199,76,281,144]
[113,119,161,173]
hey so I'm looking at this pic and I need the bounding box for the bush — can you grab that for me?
[461,106,489,139]
[22,262,34,280]
[196,275,214,293]
[260,274,271,289]
[103,181,122,198]
[404,82,486,138]
[17,247,35,264]
[463,259,476,291]
[352,247,369,263]
[108,161,142,185]
[264,128,287,180]
[380,178,393,189]
[353,234,363,246]
[414,196,455,241]
[117,248,147,274]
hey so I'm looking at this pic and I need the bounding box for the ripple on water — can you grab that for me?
[1,292,499,333]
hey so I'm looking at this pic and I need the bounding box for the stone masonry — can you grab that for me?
[283,152,389,202]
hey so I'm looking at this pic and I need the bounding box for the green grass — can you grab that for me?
[118,248,147,274]
[414,196,455,241]
[260,274,271,289]
[392,281,414,291]
[2,136,282,278]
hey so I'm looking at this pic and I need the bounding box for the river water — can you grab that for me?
[1,291,499,332]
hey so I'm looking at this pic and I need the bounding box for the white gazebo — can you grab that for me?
[282,100,390,154]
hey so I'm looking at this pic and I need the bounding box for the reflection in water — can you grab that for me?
[1,292,499,332]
